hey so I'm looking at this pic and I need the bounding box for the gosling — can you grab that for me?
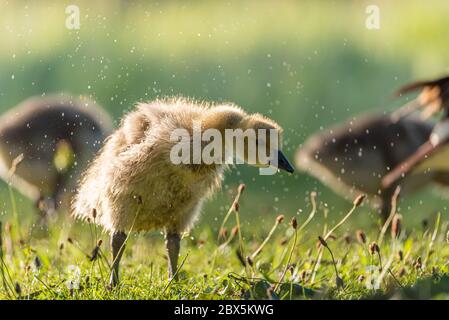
[72,98,294,286]
[295,112,449,220]
[0,95,113,215]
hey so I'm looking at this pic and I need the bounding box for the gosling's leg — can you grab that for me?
[165,232,181,280]
[109,231,127,287]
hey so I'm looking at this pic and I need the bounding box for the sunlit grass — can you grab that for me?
[1,185,449,299]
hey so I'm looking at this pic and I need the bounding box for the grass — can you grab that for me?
[1,185,449,300]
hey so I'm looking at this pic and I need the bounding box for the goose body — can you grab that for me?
[72,97,293,285]
[383,120,449,187]
[73,100,225,233]
[296,112,442,218]
[0,95,113,211]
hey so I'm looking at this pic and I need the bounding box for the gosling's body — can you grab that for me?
[72,98,293,286]
[73,100,224,233]
[296,112,442,218]
[0,95,113,212]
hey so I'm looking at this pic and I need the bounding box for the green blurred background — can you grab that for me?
[1,0,449,232]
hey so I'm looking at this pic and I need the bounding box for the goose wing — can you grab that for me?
[382,120,449,188]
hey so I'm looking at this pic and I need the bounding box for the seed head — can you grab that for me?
[369,242,380,255]
[291,217,298,230]
[336,276,344,289]
[391,214,402,238]
[219,228,228,239]
[14,282,22,296]
[276,215,285,224]
[397,250,403,261]
[343,233,352,244]
[422,219,428,229]
[318,236,328,248]
[238,184,246,193]
[231,226,239,236]
[414,257,422,270]
[356,230,366,244]
[353,194,366,207]
[91,208,97,219]
[246,256,253,267]
[34,256,42,269]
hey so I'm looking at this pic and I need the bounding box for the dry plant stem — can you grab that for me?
[211,185,246,275]
[378,186,401,247]
[377,252,404,289]
[163,251,190,292]
[299,192,317,232]
[310,216,328,284]
[251,220,281,260]
[388,268,404,289]
[218,230,237,250]
[318,237,341,288]
[377,251,383,271]
[311,198,360,284]
[274,229,298,291]
[323,201,360,241]
[217,184,245,244]
[325,246,340,280]
[234,209,249,277]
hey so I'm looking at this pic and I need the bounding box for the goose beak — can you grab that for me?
[276,150,295,173]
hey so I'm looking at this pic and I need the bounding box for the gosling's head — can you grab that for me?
[202,105,294,173]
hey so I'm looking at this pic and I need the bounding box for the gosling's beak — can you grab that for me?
[275,150,295,173]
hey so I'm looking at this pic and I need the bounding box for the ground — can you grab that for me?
[1,187,449,300]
